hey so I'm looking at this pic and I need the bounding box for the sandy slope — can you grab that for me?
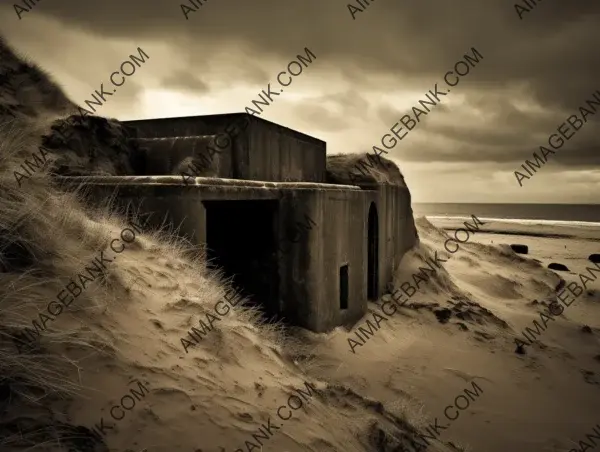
[299,217,600,452]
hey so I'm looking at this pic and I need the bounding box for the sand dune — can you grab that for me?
[1,33,600,452]
[301,216,600,452]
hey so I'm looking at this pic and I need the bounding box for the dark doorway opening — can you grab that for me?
[340,264,349,310]
[204,200,280,320]
[367,202,379,300]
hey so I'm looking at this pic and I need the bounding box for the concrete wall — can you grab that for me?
[245,118,325,183]
[69,178,369,332]
[137,136,232,178]
[283,189,367,332]
[124,113,326,183]
[374,185,418,294]
[290,184,418,332]
[76,180,280,246]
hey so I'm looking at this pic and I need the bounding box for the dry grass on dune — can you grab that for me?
[0,36,75,120]
[0,116,291,450]
[0,35,142,179]
[326,152,408,187]
[41,115,144,177]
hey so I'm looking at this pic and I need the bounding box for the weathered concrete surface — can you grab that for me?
[62,175,356,189]
[137,136,231,177]
[287,185,416,331]
[280,188,367,331]
[124,113,326,183]
[374,184,419,291]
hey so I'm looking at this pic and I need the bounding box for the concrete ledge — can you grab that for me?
[137,136,216,141]
[56,175,365,191]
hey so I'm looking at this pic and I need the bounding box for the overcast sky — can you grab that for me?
[1,0,599,203]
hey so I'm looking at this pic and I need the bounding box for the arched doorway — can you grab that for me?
[367,202,379,300]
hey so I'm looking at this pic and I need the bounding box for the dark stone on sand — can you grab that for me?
[434,308,452,324]
[548,262,569,272]
[510,244,528,254]
[456,310,474,321]
[581,325,593,334]
[589,254,600,264]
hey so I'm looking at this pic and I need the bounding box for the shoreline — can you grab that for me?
[417,214,600,228]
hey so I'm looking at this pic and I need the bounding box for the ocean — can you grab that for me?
[412,203,600,224]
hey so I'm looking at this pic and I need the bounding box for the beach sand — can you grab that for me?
[298,216,600,452]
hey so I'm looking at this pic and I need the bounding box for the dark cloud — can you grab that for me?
[19,1,600,110]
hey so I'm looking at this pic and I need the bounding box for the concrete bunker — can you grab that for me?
[203,199,280,320]
[65,113,418,333]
